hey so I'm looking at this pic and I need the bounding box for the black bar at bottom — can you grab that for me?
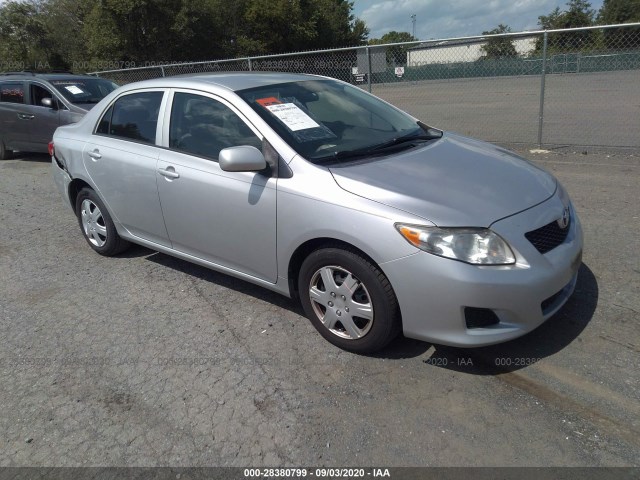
[0,467,638,480]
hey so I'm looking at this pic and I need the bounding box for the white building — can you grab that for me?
[407,37,537,66]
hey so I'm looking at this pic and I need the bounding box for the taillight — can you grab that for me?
[48,141,55,157]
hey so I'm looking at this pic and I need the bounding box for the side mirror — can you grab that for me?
[41,98,57,110]
[219,146,267,172]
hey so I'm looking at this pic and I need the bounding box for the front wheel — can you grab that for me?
[298,247,400,353]
[75,188,130,256]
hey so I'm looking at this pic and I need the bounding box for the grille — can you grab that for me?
[525,219,570,254]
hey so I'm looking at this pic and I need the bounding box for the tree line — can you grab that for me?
[0,0,638,72]
[482,0,640,59]
[0,0,369,72]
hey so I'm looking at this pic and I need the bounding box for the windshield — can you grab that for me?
[238,79,439,163]
[50,78,119,106]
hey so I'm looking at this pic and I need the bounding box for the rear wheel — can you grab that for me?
[75,188,130,256]
[298,247,400,353]
[0,139,13,160]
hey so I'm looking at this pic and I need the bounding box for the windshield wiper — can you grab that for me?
[328,129,441,162]
[369,130,442,152]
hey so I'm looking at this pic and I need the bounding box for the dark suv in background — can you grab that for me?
[0,72,118,159]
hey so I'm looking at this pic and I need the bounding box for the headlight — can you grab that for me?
[395,224,516,265]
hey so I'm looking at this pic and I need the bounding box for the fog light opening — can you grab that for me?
[465,307,500,329]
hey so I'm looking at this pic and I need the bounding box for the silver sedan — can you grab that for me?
[51,72,583,353]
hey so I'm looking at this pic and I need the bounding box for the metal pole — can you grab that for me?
[537,31,548,148]
[366,45,372,93]
[248,58,252,71]
[160,66,166,77]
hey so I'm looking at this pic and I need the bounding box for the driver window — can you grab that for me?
[169,92,261,161]
[31,84,54,108]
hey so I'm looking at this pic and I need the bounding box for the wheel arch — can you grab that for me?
[68,178,94,211]
[0,136,13,159]
[287,237,386,301]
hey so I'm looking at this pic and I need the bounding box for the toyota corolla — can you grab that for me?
[51,73,583,353]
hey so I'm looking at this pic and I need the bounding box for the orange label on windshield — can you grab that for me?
[256,97,282,107]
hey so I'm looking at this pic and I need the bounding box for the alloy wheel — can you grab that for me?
[80,199,107,248]
[308,265,374,340]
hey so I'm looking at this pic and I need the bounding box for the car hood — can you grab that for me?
[329,132,557,227]
[72,103,96,112]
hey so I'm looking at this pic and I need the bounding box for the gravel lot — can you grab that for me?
[372,70,640,148]
[0,148,638,467]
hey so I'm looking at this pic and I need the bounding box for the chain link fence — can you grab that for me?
[92,23,640,150]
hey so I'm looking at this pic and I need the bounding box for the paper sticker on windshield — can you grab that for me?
[65,85,85,95]
[265,103,320,131]
[256,97,282,107]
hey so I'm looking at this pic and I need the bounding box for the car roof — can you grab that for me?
[0,72,98,81]
[119,72,323,92]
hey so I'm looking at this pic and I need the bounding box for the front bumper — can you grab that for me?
[380,193,583,347]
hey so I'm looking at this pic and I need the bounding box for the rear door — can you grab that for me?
[0,81,30,150]
[82,89,171,247]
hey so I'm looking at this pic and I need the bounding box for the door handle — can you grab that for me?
[158,167,180,179]
[87,150,102,160]
[18,113,35,120]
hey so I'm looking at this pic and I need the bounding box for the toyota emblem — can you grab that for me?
[558,207,570,229]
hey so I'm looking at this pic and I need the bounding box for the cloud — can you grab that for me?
[353,0,605,40]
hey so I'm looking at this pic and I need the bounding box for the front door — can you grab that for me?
[156,91,277,282]
[27,82,61,151]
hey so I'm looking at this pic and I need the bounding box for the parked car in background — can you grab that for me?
[50,72,583,353]
[0,72,118,159]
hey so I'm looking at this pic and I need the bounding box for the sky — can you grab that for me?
[352,0,606,41]
[0,0,607,42]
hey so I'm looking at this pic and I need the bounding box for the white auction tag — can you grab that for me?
[265,103,320,131]
[65,85,85,95]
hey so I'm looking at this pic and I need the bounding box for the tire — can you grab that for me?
[75,188,130,256]
[0,139,13,160]
[298,246,400,353]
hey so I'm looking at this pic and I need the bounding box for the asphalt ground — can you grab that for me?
[0,148,639,467]
[371,70,640,148]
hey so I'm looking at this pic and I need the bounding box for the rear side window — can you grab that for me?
[103,91,163,144]
[0,83,25,104]
[96,105,114,135]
